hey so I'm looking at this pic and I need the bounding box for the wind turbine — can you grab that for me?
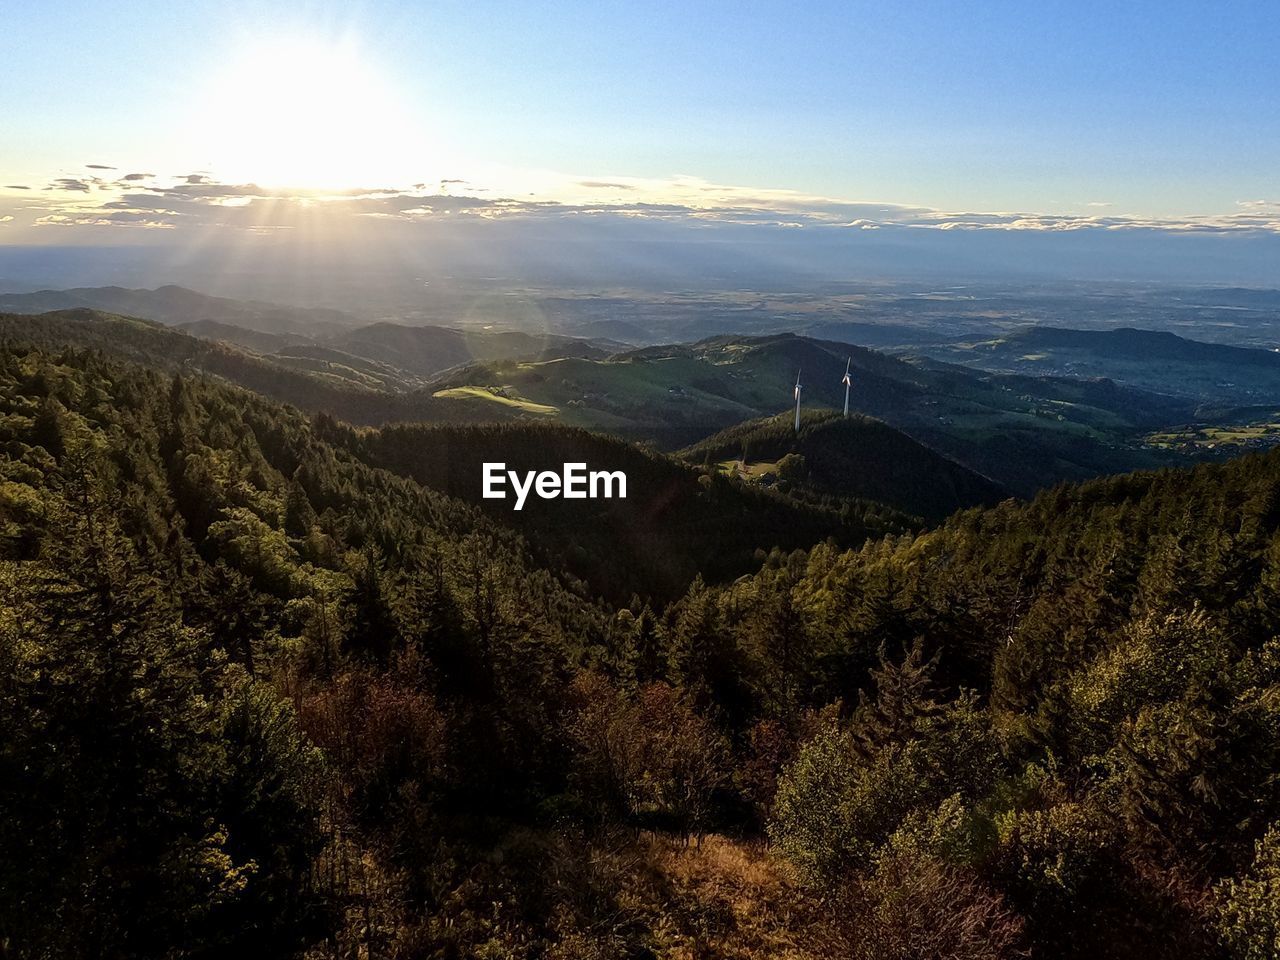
[842,357,853,418]
[793,368,803,433]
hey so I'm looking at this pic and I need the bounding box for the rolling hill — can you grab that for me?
[425,332,1199,493]
[328,322,611,377]
[0,309,1212,499]
[331,420,913,604]
[9,304,1280,959]
[0,309,591,426]
[679,410,1008,521]
[0,284,360,336]
[920,325,1280,406]
[0,287,614,379]
[0,309,910,602]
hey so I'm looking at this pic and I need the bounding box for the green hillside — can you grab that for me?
[680,409,1008,520]
[923,324,1280,407]
[0,338,612,957]
[428,332,1197,491]
[329,321,610,377]
[684,443,1280,958]
[5,332,1280,957]
[0,309,515,426]
[0,284,359,335]
[336,419,911,604]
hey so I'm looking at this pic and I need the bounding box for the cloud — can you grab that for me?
[34,212,174,228]
[4,185,30,190]
[0,215,13,223]
[86,163,116,170]
[147,180,274,200]
[11,168,1280,243]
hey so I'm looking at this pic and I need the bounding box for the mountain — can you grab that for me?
[0,335,612,957]
[703,439,1280,959]
[999,326,1280,367]
[0,309,446,422]
[333,419,911,604]
[174,318,311,353]
[0,308,905,603]
[679,410,1008,521]
[0,309,1210,499]
[426,332,1198,492]
[918,325,1280,407]
[7,320,1280,958]
[0,309,568,427]
[327,321,611,377]
[0,284,361,335]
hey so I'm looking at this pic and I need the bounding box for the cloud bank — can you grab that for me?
[2,168,1277,239]
[2,168,1279,288]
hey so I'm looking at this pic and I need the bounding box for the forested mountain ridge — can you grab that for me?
[328,418,911,604]
[920,324,1280,407]
[2,309,1210,500]
[0,309,487,424]
[0,339,620,955]
[690,445,1280,957]
[679,409,1009,521]
[6,322,1280,957]
[0,312,915,603]
[0,284,360,335]
[1004,325,1280,365]
[426,330,1199,491]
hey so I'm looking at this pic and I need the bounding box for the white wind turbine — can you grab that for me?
[842,357,853,417]
[793,368,803,433]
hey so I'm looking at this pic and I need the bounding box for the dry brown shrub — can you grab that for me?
[824,849,1029,960]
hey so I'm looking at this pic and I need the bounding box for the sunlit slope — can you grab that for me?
[426,354,767,445]
[0,310,571,428]
[329,321,610,377]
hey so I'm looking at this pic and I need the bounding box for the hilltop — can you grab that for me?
[427,331,1196,492]
[0,284,360,336]
[329,321,611,377]
[334,419,911,604]
[0,309,1217,498]
[680,410,1008,521]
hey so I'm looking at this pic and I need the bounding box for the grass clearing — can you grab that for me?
[717,458,781,479]
[432,385,559,415]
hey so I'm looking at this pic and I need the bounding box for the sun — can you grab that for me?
[198,38,428,190]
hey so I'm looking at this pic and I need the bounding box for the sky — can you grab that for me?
[2,0,1279,276]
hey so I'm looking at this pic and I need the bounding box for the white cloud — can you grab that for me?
[5,166,1280,239]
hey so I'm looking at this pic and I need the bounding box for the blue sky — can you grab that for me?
[2,0,1278,247]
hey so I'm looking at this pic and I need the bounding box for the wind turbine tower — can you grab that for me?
[793,369,803,433]
[842,357,853,418]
